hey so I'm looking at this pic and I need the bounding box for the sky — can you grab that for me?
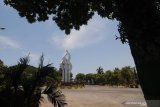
[0,1,135,77]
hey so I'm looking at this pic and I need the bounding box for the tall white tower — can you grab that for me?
[60,50,72,82]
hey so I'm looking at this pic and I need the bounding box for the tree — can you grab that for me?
[96,66,104,74]
[0,59,5,84]
[75,73,86,82]
[85,73,96,85]
[48,67,62,83]
[0,55,66,107]
[95,74,105,85]
[104,70,113,85]
[112,68,121,86]
[3,0,160,106]
[96,67,105,85]
[0,60,3,67]
[120,66,134,86]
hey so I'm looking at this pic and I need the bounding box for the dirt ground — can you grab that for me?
[40,85,147,107]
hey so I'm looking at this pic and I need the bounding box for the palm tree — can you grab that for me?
[96,66,104,74]
[0,55,66,107]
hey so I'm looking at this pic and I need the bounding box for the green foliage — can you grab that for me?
[104,66,137,86]
[4,0,160,42]
[86,73,95,81]
[95,74,105,85]
[0,55,66,107]
[104,70,113,85]
[0,59,4,78]
[95,67,105,85]
[85,73,96,85]
[76,66,138,87]
[96,66,104,74]
[0,59,3,67]
[111,71,119,85]
[119,66,135,85]
[75,73,86,82]
[4,0,94,34]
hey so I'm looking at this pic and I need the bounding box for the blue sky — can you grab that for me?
[0,1,135,77]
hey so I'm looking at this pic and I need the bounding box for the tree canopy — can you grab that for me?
[96,66,104,74]
[4,0,160,43]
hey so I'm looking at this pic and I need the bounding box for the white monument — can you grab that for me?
[60,50,72,82]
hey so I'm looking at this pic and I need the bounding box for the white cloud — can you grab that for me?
[0,36,20,49]
[51,15,109,50]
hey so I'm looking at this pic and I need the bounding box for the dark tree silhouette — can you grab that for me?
[96,66,104,74]
[0,55,66,107]
[0,60,3,67]
[3,0,160,106]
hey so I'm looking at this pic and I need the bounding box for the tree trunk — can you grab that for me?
[119,1,160,106]
[124,18,160,107]
[128,32,160,107]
